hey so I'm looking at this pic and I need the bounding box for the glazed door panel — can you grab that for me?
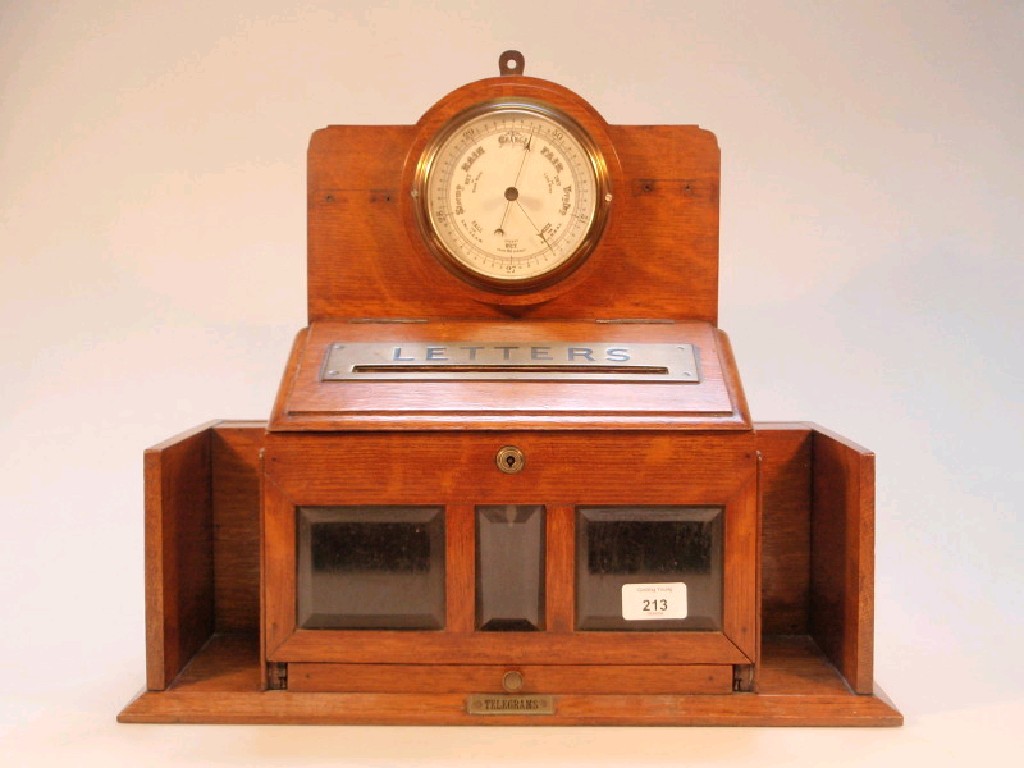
[262,432,758,675]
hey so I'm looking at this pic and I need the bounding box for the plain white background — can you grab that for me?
[2,1,1021,765]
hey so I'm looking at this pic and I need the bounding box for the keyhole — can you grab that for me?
[496,446,525,474]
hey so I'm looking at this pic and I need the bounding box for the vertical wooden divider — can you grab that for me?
[261,476,296,660]
[546,505,576,633]
[721,472,760,663]
[446,504,476,633]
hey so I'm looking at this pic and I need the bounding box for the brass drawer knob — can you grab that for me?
[502,670,525,692]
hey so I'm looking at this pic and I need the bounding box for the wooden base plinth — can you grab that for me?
[119,634,901,726]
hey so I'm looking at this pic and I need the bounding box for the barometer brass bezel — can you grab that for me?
[412,98,612,294]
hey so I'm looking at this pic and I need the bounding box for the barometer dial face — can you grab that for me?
[415,101,610,291]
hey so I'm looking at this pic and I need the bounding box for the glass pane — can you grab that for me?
[297,506,445,630]
[576,507,723,631]
[476,505,545,631]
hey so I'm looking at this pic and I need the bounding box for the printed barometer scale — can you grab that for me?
[119,52,901,726]
[415,99,610,288]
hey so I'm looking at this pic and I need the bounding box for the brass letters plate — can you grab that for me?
[321,342,700,383]
[466,694,556,716]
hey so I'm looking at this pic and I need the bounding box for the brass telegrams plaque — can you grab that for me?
[321,342,700,383]
[466,694,556,716]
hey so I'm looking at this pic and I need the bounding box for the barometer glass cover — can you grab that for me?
[415,100,610,290]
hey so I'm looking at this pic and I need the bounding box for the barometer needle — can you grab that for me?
[495,200,512,236]
[512,131,533,187]
[515,201,557,259]
[494,130,534,236]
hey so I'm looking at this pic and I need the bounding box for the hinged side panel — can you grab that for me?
[144,423,216,690]
[810,427,876,694]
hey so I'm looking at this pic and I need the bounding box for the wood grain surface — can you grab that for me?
[287,662,733,695]
[811,426,876,694]
[262,430,758,669]
[119,634,901,726]
[756,424,813,634]
[129,421,895,723]
[269,321,750,431]
[144,422,215,690]
[211,423,264,632]
[307,76,720,323]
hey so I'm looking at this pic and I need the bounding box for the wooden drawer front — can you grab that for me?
[287,663,733,695]
[264,431,760,666]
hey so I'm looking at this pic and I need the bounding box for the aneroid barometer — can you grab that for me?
[415,99,611,290]
[120,51,901,727]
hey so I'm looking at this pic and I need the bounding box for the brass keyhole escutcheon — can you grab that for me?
[496,446,525,474]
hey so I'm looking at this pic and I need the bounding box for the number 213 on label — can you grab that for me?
[621,582,688,621]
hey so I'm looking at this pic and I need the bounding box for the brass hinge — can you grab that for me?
[268,662,288,691]
[733,664,755,692]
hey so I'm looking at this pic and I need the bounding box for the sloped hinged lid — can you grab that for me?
[269,319,750,431]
